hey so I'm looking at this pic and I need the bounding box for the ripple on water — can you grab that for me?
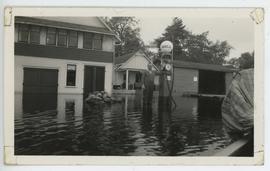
[15,96,232,155]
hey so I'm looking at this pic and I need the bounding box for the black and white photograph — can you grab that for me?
[3,7,264,165]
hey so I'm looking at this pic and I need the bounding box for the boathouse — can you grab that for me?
[172,60,237,96]
[113,50,159,94]
[14,16,119,98]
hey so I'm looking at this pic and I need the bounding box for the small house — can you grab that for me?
[113,50,159,94]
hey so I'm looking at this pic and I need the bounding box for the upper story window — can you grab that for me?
[68,31,78,48]
[16,23,106,51]
[18,24,29,42]
[93,34,102,50]
[46,28,56,45]
[29,25,40,44]
[57,29,67,47]
[83,32,93,49]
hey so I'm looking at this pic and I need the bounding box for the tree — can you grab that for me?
[228,52,254,69]
[155,17,188,58]
[104,17,144,57]
[208,40,232,64]
[155,17,233,64]
[239,52,254,69]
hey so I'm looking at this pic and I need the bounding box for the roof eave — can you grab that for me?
[173,65,237,72]
[15,16,117,37]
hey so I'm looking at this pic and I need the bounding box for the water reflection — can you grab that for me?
[197,97,223,119]
[23,92,57,113]
[15,93,232,155]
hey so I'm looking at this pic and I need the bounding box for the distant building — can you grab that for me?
[113,50,159,94]
[14,16,119,98]
[172,60,237,96]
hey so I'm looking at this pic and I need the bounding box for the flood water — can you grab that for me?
[15,93,232,156]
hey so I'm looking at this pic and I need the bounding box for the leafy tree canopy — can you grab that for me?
[228,52,254,69]
[155,17,233,64]
[104,17,144,57]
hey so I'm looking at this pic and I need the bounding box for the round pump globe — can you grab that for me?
[160,41,173,53]
[165,63,172,71]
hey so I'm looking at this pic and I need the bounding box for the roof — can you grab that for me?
[115,50,159,71]
[15,17,119,40]
[115,51,137,64]
[173,60,237,72]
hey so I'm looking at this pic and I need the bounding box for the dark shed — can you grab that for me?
[172,60,237,95]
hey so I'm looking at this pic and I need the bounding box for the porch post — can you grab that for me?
[126,69,129,90]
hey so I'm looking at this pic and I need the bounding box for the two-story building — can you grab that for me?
[14,17,119,100]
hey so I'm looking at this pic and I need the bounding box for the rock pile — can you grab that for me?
[85,91,122,105]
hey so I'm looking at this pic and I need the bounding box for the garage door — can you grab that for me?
[23,68,58,113]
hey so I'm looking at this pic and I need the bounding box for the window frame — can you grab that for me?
[46,27,57,46]
[66,64,77,87]
[18,24,29,43]
[83,32,93,49]
[57,29,68,47]
[29,25,41,44]
[68,30,78,48]
[93,34,103,50]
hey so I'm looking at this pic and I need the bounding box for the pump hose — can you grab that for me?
[166,66,177,112]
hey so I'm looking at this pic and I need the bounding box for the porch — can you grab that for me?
[113,69,144,94]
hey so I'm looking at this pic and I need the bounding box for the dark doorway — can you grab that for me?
[23,68,58,113]
[84,66,105,98]
[198,70,225,95]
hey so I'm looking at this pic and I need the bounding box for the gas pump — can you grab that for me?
[158,41,176,110]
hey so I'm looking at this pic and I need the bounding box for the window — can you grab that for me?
[66,64,76,86]
[57,29,67,47]
[46,28,56,45]
[18,24,29,42]
[68,31,78,48]
[29,25,40,44]
[83,32,93,49]
[93,34,102,50]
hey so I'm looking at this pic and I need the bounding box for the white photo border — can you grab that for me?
[3,7,264,165]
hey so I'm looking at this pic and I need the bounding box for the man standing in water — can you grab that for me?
[142,63,155,106]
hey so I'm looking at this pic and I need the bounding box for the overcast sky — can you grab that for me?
[138,16,254,59]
